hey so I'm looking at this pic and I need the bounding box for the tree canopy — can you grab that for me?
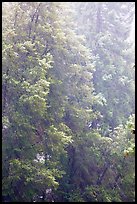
[2,2,135,202]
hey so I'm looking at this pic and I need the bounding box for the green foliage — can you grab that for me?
[3,159,61,202]
[67,189,86,202]
[74,2,135,134]
[85,185,122,202]
[2,2,135,202]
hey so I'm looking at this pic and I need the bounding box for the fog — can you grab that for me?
[2,2,135,202]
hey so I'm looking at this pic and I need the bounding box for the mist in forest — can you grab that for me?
[2,2,135,202]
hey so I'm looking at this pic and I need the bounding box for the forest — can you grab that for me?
[2,2,135,202]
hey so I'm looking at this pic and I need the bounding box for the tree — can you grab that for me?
[2,2,72,201]
[73,2,135,134]
[2,2,97,201]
